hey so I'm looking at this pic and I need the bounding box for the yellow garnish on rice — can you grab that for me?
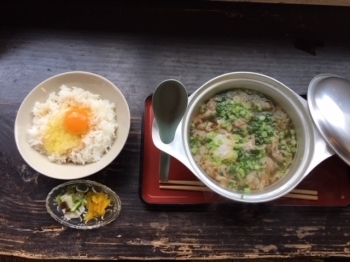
[84,191,111,221]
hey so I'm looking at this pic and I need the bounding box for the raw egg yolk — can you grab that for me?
[64,108,89,135]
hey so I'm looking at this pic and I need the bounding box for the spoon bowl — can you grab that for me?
[153,80,188,143]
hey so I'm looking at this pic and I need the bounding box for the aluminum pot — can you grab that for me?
[152,72,335,203]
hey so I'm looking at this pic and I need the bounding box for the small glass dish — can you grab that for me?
[46,180,121,229]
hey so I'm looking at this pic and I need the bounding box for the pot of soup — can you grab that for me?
[152,72,350,203]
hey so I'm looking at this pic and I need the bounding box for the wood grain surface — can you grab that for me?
[1,0,350,260]
[210,0,350,7]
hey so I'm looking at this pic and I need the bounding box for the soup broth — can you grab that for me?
[190,89,297,191]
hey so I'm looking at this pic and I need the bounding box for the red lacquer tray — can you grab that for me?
[139,95,350,206]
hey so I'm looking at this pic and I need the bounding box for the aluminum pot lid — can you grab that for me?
[308,74,350,166]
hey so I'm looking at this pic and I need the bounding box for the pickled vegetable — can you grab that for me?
[84,191,111,221]
[55,184,112,221]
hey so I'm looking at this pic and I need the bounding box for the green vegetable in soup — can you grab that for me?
[190,89,297,191]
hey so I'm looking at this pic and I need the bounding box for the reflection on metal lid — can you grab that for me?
[308,74,350,166]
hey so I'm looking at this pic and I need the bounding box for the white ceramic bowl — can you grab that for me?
[14,71,130,180]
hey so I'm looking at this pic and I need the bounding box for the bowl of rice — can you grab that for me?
[14,71,130,179]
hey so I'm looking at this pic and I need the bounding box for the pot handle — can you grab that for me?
[303,123,335,178]
[297,95,335,178]
[152,119,197,175]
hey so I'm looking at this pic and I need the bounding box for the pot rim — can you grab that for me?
[182,72,318,203]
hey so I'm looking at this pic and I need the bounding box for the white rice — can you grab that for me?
[28,85,119,164]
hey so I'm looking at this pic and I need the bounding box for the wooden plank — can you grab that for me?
[208,0,350,6]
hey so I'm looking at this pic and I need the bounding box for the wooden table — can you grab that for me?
[1,0,350,260]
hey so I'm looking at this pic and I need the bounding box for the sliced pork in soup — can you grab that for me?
[190,89,297,192]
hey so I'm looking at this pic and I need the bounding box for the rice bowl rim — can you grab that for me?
[14,71,130,180]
